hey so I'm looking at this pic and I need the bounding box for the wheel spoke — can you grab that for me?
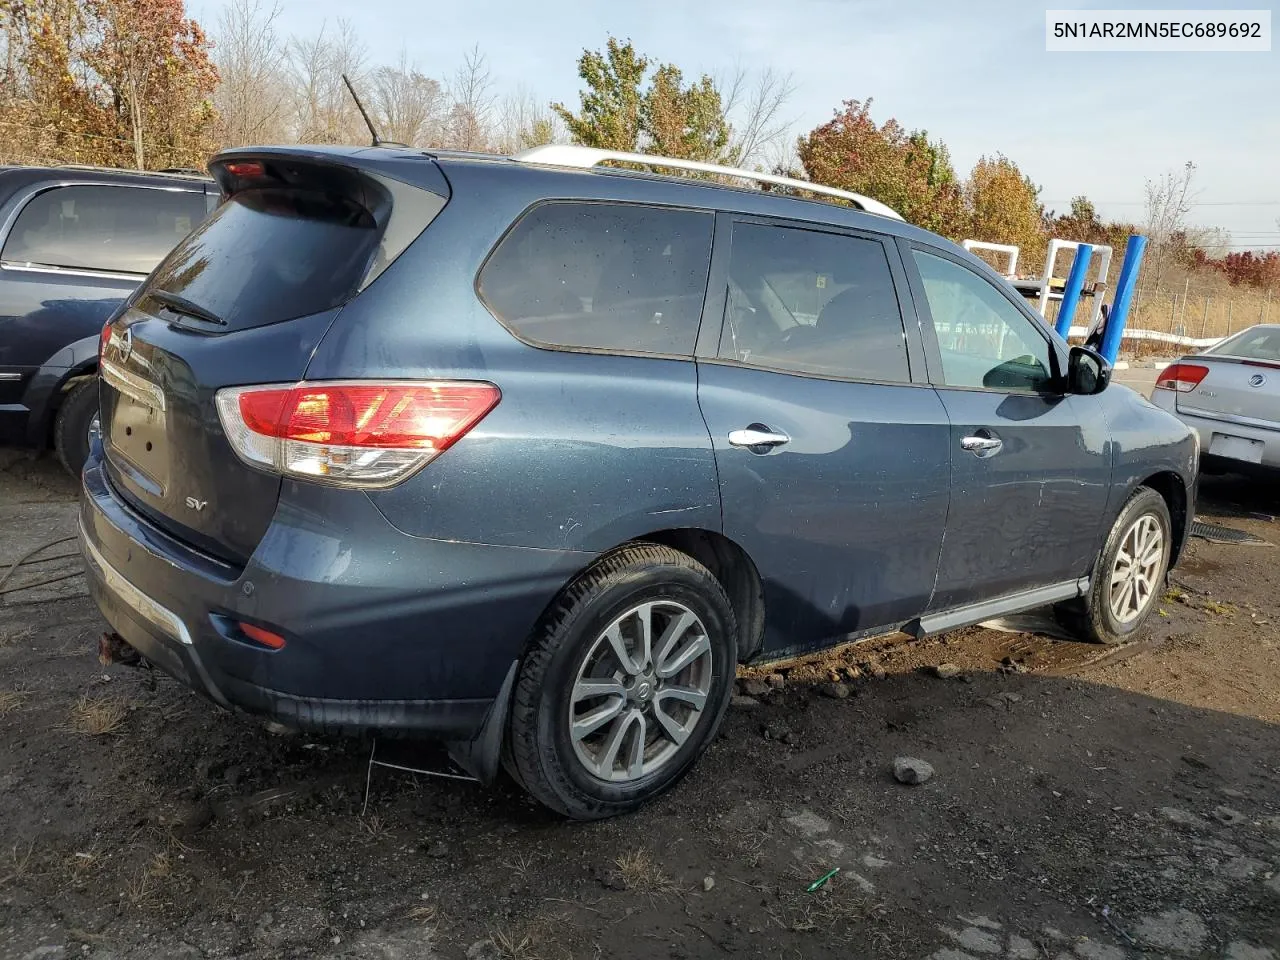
[596,708,640,777]
[573,677,626,702]
[635,603,654,672]
[656,631,711,679]
[653,611,697,674]
[625,711,646,779]
[656,684,707,710]
[652,697,691,747]
[603,623,639,676]
[572,697,626,741]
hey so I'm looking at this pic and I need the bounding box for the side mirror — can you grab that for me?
[1068,345,1111,395]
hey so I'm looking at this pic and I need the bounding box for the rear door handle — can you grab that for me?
[961,434,1003,457]
[728,426,791,450]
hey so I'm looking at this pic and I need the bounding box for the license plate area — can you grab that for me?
[1209,432,1263,464]
[103,359,170,494]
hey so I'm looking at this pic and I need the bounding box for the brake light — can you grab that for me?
[99,321,113,362]
[1155,363,1209,393]
[215,380,500,488]
[224,160,265,178]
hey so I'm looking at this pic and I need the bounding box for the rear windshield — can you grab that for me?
[1207,327,1280,362]
[144,188,380,331]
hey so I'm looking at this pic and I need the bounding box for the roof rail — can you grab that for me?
[511,144,904,221]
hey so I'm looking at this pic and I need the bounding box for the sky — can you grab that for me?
[191,0,1279,249]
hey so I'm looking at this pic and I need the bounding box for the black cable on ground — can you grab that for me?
[0,535,80,594]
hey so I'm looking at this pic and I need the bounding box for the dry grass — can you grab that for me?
[402,904,438,926]
[613,848,677,896]
[126,851,175,907]
[0,841,36,888]
[0,689,29,716]
[0,626,34,648]
[69,695,128,736]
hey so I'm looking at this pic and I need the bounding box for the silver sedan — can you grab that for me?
[1152,323,1280,473]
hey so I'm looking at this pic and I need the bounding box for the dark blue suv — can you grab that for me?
[79,144,1198,818]
[0,165,217,473]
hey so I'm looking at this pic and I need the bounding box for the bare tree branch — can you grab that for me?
[214,0,289,148]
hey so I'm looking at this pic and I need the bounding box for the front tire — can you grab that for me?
[53,378,100,477]
[1057,487,1172,645]
[506,543,737,820]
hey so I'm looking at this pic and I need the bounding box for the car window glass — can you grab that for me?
[3,185,208,275]
[912,250,1054,392]
[719,222,909,382]
[478,202,714,356]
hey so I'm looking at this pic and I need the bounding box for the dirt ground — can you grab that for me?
[1,450,1278,960]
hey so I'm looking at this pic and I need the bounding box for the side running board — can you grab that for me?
[904,578,1089,639]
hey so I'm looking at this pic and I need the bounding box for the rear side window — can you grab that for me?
[719,221,909,382]
[145,188,380,331]
[2,184,207,275]
[478,202,714,356]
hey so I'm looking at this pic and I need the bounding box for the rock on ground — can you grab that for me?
[893,756,935,785]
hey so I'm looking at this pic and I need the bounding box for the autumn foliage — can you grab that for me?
[0,0,218,169]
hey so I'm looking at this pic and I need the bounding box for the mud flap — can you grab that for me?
[445,659,518,784]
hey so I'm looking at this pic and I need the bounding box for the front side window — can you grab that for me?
[718,221,909,382]
[2,185,208,275]
[478,201,714,356]
[912,250,1055,392]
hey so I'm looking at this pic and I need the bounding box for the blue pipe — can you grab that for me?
[1054,244,1093,339]
[1100,235,1148,365]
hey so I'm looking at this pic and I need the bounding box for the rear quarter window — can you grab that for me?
[478,201,714,356]
[2,184,207,275]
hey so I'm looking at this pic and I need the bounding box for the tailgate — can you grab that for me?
[98,149,449,565]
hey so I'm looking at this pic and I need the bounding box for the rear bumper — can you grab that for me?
[1156,397,1280,471]
[79,452,590,740]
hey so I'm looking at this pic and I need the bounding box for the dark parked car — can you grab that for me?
[80,144,1198,819]
[0,165,218,473]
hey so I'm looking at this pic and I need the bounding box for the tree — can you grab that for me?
[717,64,795,168]
[641,64,727,162]
[495,86,562,153]
[213,0,290,148]
[372,51,445,147]
[1144,161,1198,289]
[444,44,495,151]
[0,0,217,169]
[965,154,1046,270]
[796,99,965,236]
[552,37,647,151]
[85,0,218,170]
[553,36,731,162]
[288,20,368,145]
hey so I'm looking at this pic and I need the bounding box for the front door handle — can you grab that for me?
[728,426,791,451]
[961,434,1003,457]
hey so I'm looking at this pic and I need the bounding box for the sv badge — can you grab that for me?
[185,497,208,512]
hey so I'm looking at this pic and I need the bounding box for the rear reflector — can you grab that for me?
[1155,363,1209,393]
[238,622,286,649]
[215,380,500,488]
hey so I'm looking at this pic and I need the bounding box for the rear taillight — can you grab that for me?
[1155,363,1209,393]
[99,321,113,362]
[214,380,500,488]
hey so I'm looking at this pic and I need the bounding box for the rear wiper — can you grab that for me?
[148,289,226,326]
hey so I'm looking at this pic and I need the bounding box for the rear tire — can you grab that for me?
[53,378,99,477]
[1056,487,1172,645]
[506,543,737,820]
